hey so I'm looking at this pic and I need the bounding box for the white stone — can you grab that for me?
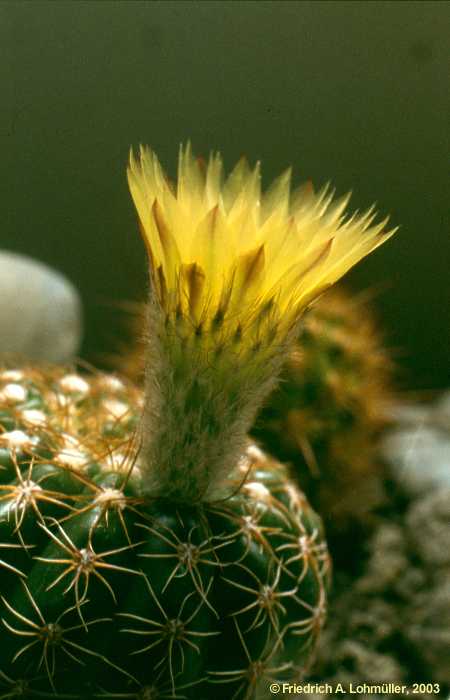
[0,251,82,363]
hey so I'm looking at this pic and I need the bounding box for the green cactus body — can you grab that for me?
[252,290,392,533]
[0,144,395,699]
[0,368,329,699]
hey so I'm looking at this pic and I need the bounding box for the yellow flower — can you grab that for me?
[128,143,396,344]
[129,144,397,500]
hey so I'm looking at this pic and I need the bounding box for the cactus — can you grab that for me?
[0,145,395,698]
[252,288,393,537]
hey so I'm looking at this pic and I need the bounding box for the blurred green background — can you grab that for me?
[1,1,448,390]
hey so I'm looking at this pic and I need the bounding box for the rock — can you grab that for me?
[380,395,450,495]
[0,251,82,363]
[308,484,450,694]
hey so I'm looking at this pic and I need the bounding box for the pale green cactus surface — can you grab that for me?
[0,367,329,700]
